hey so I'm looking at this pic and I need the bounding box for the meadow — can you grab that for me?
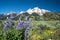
[0,20,60,40]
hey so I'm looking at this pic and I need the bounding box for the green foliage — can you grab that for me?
[0,28,25,40]
[0,30,6,40]
[29,21,60,40]
[0,20,60,40]
[5,29,25,40]
[43,12,60,21]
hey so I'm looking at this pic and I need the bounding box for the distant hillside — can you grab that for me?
[0,7,60,21]
[0,12,60,21]
[42,12,60,21]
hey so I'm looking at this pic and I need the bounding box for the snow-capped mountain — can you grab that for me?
[4,11,17,15]
[26,7,50,15]
[0,7,60,21]
[4,7,50,16]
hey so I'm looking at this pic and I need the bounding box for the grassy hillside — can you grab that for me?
[29,21,60,40]
[0,12,60,40]
[0,20,60,40]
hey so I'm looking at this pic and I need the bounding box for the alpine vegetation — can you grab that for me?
[3,17,11,33]
[16,16,31,40]
[16,16,24,30]
[4,14,14,33]
[24,17,31,40]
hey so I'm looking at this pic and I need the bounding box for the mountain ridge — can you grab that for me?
[0,7,60,21]
[3,7,50,16]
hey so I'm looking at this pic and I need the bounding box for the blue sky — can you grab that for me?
[0,0,60,14]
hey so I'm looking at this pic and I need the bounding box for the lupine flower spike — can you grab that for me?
[4,17,10,32]
[25,17,31,40]
[16,16,24,30]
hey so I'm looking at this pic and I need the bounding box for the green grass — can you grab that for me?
[0,20,60,40]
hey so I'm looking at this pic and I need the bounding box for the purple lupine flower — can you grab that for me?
[24,17,32,40]
[16,17,24,30]
[24,17,31,29]
[23,16,29,28]
[4,24,9,33]
[25,26,30,40]
[23,21,30,29]
[23,21,27,29]
[3,17,10,33]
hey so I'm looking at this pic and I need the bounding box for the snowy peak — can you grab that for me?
[26,7,50,15]
[4,7,51,16]
[26,8,33,14]
[4,11,17,15]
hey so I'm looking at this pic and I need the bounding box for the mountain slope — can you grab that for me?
[0,7,60,21]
